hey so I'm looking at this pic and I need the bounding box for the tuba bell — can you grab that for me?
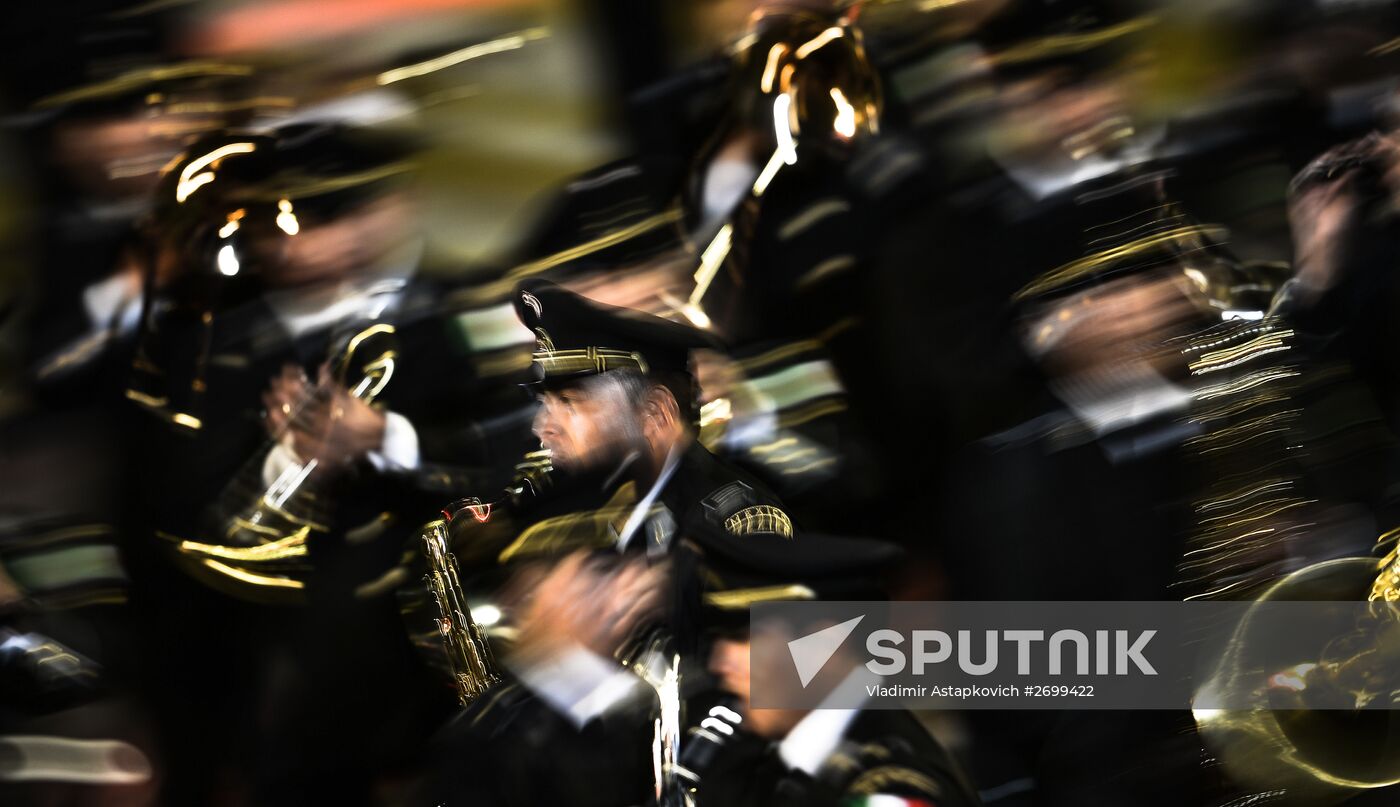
[1192,538,1400,801]
[1177,308,1400,798]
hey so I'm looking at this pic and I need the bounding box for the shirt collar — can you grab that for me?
[615,445,683,551]
[776,665,879,774]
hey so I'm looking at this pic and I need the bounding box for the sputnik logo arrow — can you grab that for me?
[787,615,864,688]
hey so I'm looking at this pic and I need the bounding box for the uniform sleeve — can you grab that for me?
[508,643,643,729]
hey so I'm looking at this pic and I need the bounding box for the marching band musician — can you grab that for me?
[687,545,982,807]
[420,279,807,805]
[120,123,530,806]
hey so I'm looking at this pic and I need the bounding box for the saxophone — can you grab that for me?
[417,452,553,705]
[421,511,502,706]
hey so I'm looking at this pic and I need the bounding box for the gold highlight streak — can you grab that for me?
[1196,480,1294,513]
[794,26,843,59]
[992,16,1157,67]
[738,340,823,373]
[177,142,257,203]
[1013,224,1228,301]
[781,458,837,475]
[688,223,734,310]
[749,437,800,455]
[1179,526,1284,564]
[1195,368,1300,401]
[377,28,549,85]
[1180,526,1276,558]
[779,398,847,427]
[1182,578,1256,601]
[1186,410,1297,451]
[35,62,253,108]
[751,147,787,197]
[760,44,789,93]
[510,209,682,281]
[1190,389,1290,425]
[1370,37,1400,56]
[125,389,169,408]
[1196,498,1314,528]
[705,584,816,609]
[178,533,309,561]
[171,413,203,430]
[1189,330,1294,374]
[200,559,304,589]
[450,208,684,307]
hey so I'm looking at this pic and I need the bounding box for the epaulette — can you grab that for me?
[701,480,794,538]
[700,479,800,535]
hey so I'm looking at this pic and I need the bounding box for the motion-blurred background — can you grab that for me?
[7,1,1400,805]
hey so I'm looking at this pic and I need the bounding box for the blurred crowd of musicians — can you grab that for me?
[7,0,1400,805]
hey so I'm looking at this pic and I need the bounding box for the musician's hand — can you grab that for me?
[261,364,310,439]
[263,364,386,468]
[512,552,669,662]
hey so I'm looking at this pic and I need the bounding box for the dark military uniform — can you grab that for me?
[117,126,535,806]
[693,708,978,807]
[422,678,656,807]
[673,521,979,807]
[428,688,980,807]
[418,280,812,805]
[421,448,939,807]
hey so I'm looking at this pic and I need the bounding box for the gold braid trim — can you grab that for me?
[704,584,815,609]
[724,505,793,538]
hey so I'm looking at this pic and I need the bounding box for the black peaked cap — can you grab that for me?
[513,279,718,384]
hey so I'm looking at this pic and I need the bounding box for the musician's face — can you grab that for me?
[532,377,642,472]
[260,193,412,289]
[708,637,752,705]
[709,635,806,738]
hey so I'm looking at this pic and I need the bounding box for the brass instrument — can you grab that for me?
[1193,548,1400,800]
[1178,313,1400,798]
[166,321,399,602]
[421,511,502,706]
[619,628,689,807]
[406,453,552,702]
